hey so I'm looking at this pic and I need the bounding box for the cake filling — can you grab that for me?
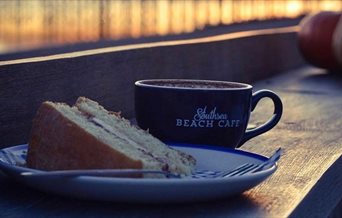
[89,116,170,170]
[74,98,195,174]
[91,117,143,150]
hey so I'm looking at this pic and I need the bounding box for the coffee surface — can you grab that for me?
[145,80,247,89]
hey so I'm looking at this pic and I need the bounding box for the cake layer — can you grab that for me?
[75,97,196,175]
[26,97,196,176]
[26,102,143,171]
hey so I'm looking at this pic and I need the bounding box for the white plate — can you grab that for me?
[0,144,277,203]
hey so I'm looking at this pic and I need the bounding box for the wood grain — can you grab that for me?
[1,25,340,217]
[243,66,342,217]
[0,66,340,217]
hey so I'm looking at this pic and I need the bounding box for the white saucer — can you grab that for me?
[0,144,277,203]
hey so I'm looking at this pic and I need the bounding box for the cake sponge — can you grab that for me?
[26,97,196,176]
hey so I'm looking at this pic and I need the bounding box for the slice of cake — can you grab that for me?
[26,97,196,176]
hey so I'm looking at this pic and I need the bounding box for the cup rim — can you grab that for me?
[135,79,252,90]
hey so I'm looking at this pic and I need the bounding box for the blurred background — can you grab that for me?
[0,0,341,55]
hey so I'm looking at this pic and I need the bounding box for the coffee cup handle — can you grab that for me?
[238,89,283,147]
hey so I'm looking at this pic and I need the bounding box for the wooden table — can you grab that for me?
[0,66,341,217]
[0,23,341,217]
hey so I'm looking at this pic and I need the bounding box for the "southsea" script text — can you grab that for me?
[176,106,240,128]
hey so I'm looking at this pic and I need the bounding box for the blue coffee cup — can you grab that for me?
[135,79,282,148]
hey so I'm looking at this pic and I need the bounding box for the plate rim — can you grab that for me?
[0,143,277,183]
